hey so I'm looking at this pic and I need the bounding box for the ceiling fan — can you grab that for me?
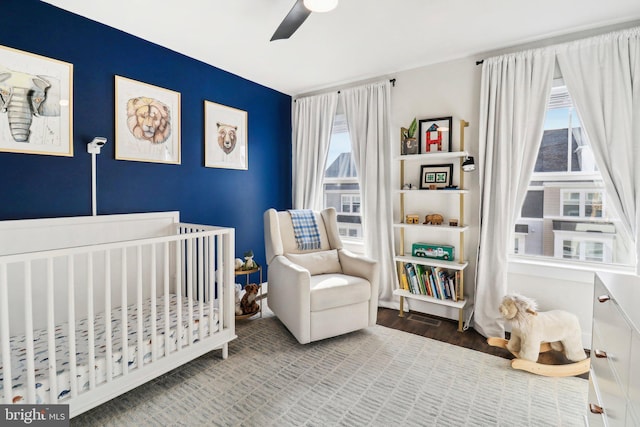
[271,0,339,41]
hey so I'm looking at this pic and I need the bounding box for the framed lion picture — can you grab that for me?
[204,100,248,170]
[115,75,181,164]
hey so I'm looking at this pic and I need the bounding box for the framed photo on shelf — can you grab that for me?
[115,75,181,164]
[204,100,248,170]
[0,44,73,157]
[418,116,452,153]
[420,163,453,189]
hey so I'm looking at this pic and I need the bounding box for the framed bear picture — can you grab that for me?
[204,100,248,170]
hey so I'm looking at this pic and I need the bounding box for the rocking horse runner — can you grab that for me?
[488,294,590,377]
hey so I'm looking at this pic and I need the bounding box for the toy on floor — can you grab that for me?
[487,293,590,377]
[240,283,260,315]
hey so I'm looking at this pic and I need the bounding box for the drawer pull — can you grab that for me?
[589,403,604,414]
[594,349,608,359]
[597,295,611,303]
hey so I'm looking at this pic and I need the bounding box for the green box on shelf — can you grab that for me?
[412,243,455,261]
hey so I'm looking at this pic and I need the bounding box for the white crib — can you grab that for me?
[0,211,236,417]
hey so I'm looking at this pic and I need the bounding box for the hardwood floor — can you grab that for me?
[376,307,589,379]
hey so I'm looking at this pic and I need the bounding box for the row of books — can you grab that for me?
[400,263,459,301]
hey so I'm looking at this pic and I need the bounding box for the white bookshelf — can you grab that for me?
[394,120,470,331]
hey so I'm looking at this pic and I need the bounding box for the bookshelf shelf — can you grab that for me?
[397,189,469,195]
[395,119,470,331]
[394,255,468,271]
[393,289,467,309]
[393,223,469,233]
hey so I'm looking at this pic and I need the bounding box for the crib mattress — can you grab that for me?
[0,294,219,404]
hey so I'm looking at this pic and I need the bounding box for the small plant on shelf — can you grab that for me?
[401,118,419,155]
[402,117,418,140]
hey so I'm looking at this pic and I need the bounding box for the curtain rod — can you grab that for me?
[476,60,484,65]
[337,78,396,94]
[294,79,396,101]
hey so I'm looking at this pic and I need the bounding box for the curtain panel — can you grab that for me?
[556,27,640,273]
[291,92,338,210]
[475,50,555,338]
[341,81,398,307]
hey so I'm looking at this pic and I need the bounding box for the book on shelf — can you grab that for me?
[400,262,459,301]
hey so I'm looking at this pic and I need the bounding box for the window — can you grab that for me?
[340,194,360,214]
[514,80,632,266]
[561,190,603,218]
[323,114,362,242]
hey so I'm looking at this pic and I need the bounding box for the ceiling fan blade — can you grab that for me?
[271,0,311,41]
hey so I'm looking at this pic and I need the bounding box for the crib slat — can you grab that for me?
[136,246,143,369]
[67,256,78,399]
[23,262,36,404]
[163,242,170,356]
[150,244,157,363]
[0,263,12,404]
[121,248,128,376]
[104,250,113,383]
[209,236,215,335]
[187,237,194,347]
[46,258,58,403]
[198,236,204,340]
[176,239,183,352]
[87,253,96,390]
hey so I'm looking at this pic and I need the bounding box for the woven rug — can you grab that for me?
[72,314,588,426]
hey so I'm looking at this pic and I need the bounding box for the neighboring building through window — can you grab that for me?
[514,81,632,266]
[323,114,362,241]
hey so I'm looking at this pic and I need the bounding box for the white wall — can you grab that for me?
[390,57,482,323]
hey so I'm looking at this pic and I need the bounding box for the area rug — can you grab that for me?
[72,314,588,426]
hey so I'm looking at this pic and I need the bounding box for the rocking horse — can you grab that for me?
[488,294,590,377]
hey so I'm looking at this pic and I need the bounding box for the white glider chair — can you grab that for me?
[264,208,379,344]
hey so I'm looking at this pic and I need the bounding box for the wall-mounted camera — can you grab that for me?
[87,137,107,154]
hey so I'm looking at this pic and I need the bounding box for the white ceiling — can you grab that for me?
[44,0,640,96]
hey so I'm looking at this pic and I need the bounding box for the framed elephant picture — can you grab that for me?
[204,100,248,170]
[0,45,73,156]
[115,76,181,164]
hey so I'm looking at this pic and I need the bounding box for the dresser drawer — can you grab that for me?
[593,283,632,389]
[587,369,605,427]
[591,328,628,425]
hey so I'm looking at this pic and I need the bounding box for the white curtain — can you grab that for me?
[292,92,339,209]
[556,27,640,272]
[475,50,555,338]
[341,81,397,306]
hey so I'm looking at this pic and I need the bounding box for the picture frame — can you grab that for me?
[0,44,73,156]
[204,100,248,170]
[418,116,452,153]
[115,75,181,164]
[420,163,453,189]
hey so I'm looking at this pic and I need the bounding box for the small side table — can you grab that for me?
[234,265,264,318]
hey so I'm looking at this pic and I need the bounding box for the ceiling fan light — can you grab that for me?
[303,0,338,13]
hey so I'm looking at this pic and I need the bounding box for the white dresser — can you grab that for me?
[588,272,640,426]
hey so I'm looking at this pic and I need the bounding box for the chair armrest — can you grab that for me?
[267,255,313,343]
[338,249,380,326]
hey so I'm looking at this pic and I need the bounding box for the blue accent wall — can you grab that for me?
[0,0,292,268]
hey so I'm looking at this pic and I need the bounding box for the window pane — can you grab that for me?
[585,241,604,262]
[563,240,580,260]
[324,114,362,242]
[514,82,633,266]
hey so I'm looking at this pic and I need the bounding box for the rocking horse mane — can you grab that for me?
[500,293,538,329]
